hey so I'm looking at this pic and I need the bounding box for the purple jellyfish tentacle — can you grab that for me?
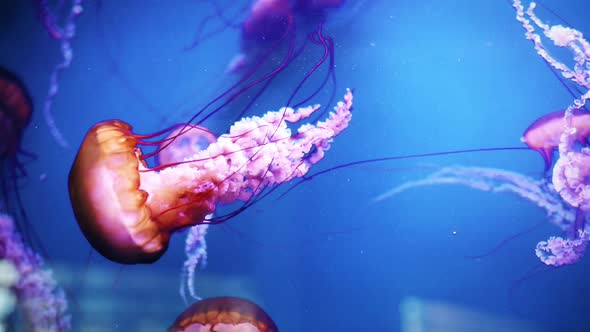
[373,166,575,226]
[513,0,590,264]
[0,213,71,331]
[373,165,588,265]
[36,0,84,148]
[180,220,210,304]
[535,232,589,266]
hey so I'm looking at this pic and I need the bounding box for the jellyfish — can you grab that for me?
[168,296,278,332]
[67,89,353,264]
[0,67,33,175]
[522,109,590,170]
[35,0,84,148]
[175,0,344,126]
[0,66,41,249]
[371,165,589,266]
[226,0,344,73]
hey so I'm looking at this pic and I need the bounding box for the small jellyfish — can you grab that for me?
[168,297,278,332]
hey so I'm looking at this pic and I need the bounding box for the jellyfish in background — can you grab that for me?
[35,0,84,148]
[179,0,343,125]
[512,0,590,264]
[168,296,278,332]
[189,0,344,72]
[372,165,587,266]
[0,67,33,184]
[0,213,70,331]
[67,89,353,264]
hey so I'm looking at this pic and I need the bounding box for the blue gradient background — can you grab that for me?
[1,0,589,331]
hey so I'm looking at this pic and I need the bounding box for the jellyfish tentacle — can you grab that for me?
[36,0,85,148]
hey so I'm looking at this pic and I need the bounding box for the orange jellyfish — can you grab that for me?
[168,297,278,332]
[67,89,353,264]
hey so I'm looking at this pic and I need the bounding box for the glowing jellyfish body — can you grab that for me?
[168,297,278,332]
[181,0,342,127]
[0,214,71,331]
[226,0,342,75]
[68,90,353,264]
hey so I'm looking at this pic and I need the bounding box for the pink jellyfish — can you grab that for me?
[0,213,71,331]
[226,0,344,73]
[0,66,48,255]
[67,89,353,264]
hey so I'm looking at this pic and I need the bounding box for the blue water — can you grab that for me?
[1,0,589,331]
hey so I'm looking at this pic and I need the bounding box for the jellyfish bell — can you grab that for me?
[522,109,590,170]
[67,121,167,264]
[231,0,342,73]
[169,297,278,332]
[72,0,347,266]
